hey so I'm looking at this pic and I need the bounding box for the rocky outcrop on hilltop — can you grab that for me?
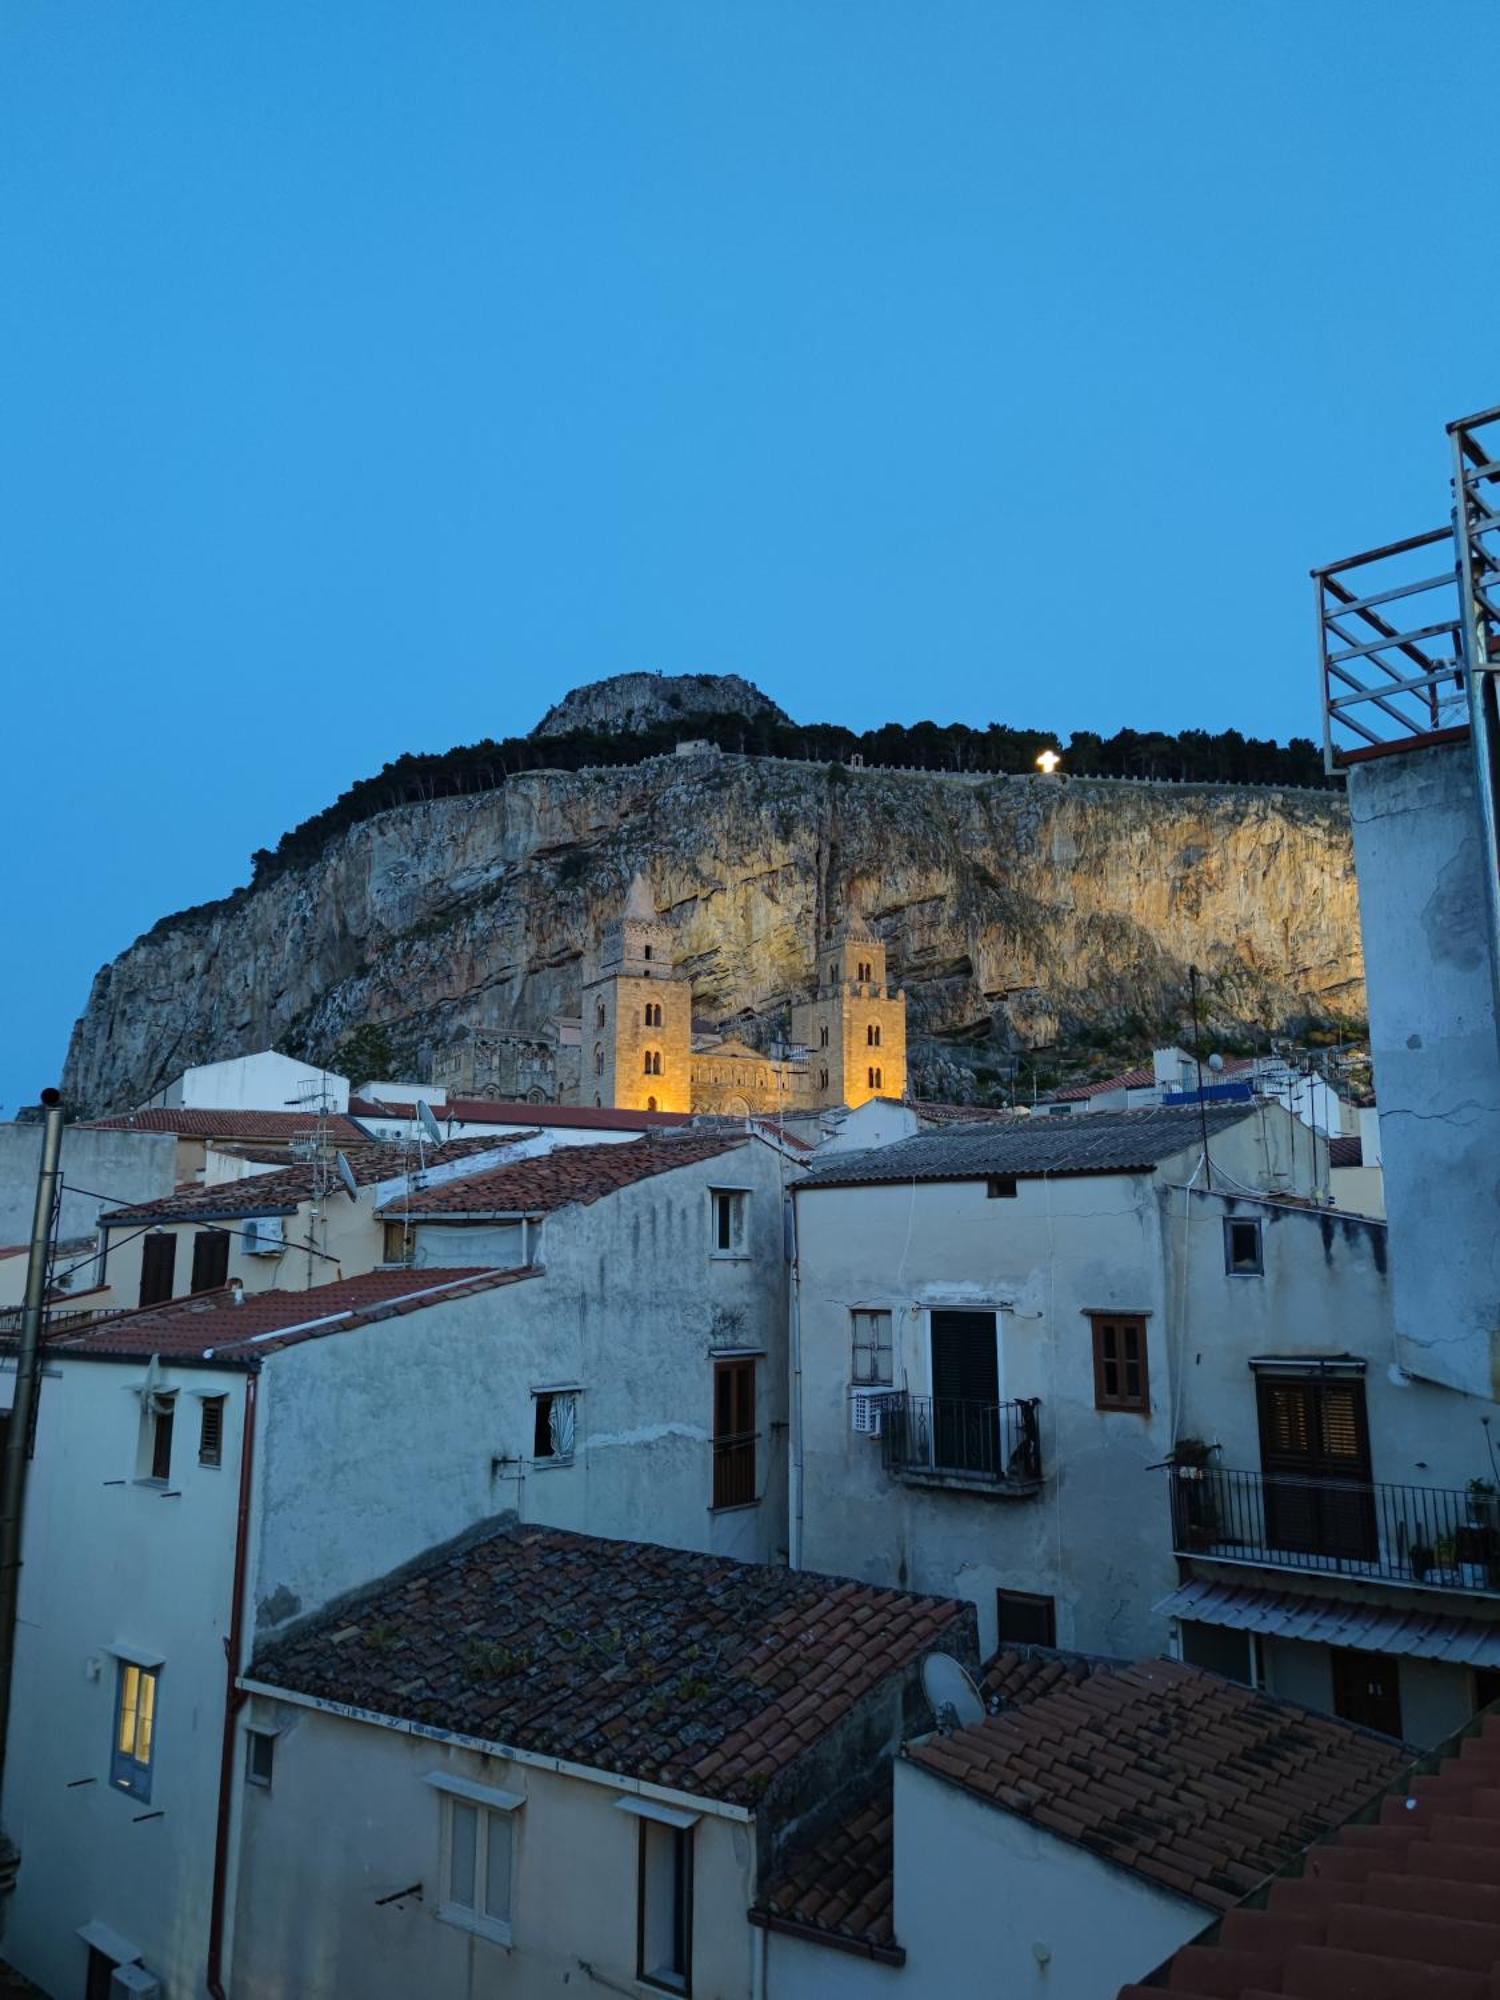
[63,754,1364,1116]
[532,672,789,739]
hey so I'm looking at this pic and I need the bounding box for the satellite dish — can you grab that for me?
[921,1653,985,1733]
[416,1099,444,1147]
[1207,1052,1225,1073]
[334,1151,360,1201]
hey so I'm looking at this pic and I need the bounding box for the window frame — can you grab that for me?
[637,1816,694,1995]
[986,1175,1018,1200]
[198,1394,226,1469]
[244,1726,276,1789]
[711,1357,758,1511]
[1089,1313,1151,1414]
[1224,1215,1264,1276]
[996,1588,1056,1647]
[433,1783,520,1948]
[189,1227,230,1294]
[138,1231,177,1308]
[708,1187,749,1259]
[850,1308,894,1387]
[531,1386,579,1466]
[110,1659,159,1800]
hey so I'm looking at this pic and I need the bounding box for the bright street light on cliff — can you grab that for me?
[1035,748,1061,775]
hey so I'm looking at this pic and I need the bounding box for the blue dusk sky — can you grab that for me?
[2,3,1496,1115]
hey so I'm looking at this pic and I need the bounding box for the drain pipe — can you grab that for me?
[206,1367,259,1998]
[788,1191,804,1571]
[0,1088,65,1905]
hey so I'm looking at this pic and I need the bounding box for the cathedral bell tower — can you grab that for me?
[581,875,693,1113]
[789,907,907,1109]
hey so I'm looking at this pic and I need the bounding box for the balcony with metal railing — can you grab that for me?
[1169,1465,1500,1597]
[881,1394,1042,1497]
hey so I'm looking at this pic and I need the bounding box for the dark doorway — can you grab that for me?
[1331,1647,1403,1738]
[138,1233,177,1308]
[1473,1668,1500,1716]
[85,1948,118,2000]
[930,1311,999,1474]
[1257,1373,1377,1563]
[190,1228,230,1293]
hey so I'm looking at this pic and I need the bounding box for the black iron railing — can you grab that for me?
[712,1430,758,1509]
[882,1395,1042,1489]
[1169,1465,1500,1595]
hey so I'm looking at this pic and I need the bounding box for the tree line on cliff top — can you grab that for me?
[242,711,1328,890]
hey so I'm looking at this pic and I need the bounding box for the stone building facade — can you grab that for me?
[789,911,908,1110]
[581,878,695,1113]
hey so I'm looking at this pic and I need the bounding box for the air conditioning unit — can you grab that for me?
[242,1216,286,1256]
[850,1388,897,1436]
[111,1967,163,2000]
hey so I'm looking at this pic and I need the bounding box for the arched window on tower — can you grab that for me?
[594,1044,604,1077]
[857,960,871,983]
[819,1067,829,1091]
[820,1025,829,1048]
[644,944,653,962]
[644,1001,662,1028]
[868,1066,882,1090]
[595,999,606,1030]
[867,1023,881,1047]
[829,961,839,983]
[643,1050,662,1077]
[647,1095,658,1111]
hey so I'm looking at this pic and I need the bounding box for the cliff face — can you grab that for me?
[62,757,1363,1114]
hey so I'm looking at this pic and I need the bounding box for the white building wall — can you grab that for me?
[762,1928,904,1997]
[2,1356,248,2000]
[230,1698,760,2000]
[252,1148,789,1642]
[892,1756,1203,2000]
[147,1050,351,1115]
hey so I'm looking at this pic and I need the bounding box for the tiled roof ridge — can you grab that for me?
[376,1132,749,1218]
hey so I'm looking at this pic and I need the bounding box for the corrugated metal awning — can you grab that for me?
[1156,1578,1500,1668]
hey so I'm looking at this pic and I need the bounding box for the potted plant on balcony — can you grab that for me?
[1467,1478,1498,1530]
[1433,1532,1461,1585]
[1408,1537,1434,1582]
[1170,1437,1218,1549]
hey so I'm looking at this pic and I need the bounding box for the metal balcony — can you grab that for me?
[881,1394,1042,1497]
[1169,1465,1500,1597]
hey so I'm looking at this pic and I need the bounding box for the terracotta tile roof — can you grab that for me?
[907,1657,1408,1912]
[350,1095,694,1132]
[377,1135,747,1217]
[1044,1066,1157,1103]
[85,1108,370,1145]
[1118,1715,1500,2000]
[38,1267,535,1365]
[980,1643,1122,1708]
[751,1775,904,1963]
[249,1523,971,1805]
[796,1106,1257,1189]
[99,1137,525,1223]
[1329,1134,1365,1168]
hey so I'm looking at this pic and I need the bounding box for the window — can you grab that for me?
[383,1220,416,1266]
[643,943,653,961]
[138,1392,176,1482]
[820,1025,829,1047]
[1225,1217,1264,1275]
[996,1589,1056,1647]
[857,959,872,982]
[111,1661,158,1799]
[644,1050,662,1077]
[532,1389,577,1462]
[198,1396,225,1468]
[818,1067,829,1091]
[645,1002,663,1028]
[438,1793,515,1945]
[867,1066,882,1089]
[1256,1370,1375,1561]
[867,1024,881,1047]
[139,1233,176,1308]
[595,1044,605,1077]
[712,1359,756,1509]
[709,1189,747,1256]
[190,1229,229,1293]
[596,999,607,1030]
[851,1309,893,1386]
[986,1176,1017,1200]
[1091,1314,1150,1413]
[638,1817,693,1993]
[647,1096,658,1111]
[245,1728,275,1788]
[829,961,839,983]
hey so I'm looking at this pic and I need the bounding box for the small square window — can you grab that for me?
[996,1589,1056,1647]
[851,1309,893,1386]
[245,1728,275,1788]
[986,1176,1018,1200]
[709,1190,748,1257]
[198,1396,226,1469]
[532,1390,577,1462]
[111,1661,159,1799]
[1090,1314,1150,1414]
[1225,1217,1263,1276]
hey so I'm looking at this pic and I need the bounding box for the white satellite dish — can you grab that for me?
[1207,1051,1225,1073]
[334,1151,360,1201]
[416,1099,444,1147]
[921,1653,985,1732]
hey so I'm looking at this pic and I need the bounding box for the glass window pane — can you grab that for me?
[449,1801,477,1909]
[135,1670,156,1766]
[483,1810,511,1923]
[117,1665,139,1755]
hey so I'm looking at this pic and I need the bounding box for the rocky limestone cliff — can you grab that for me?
[63,756,1363,1116]
[533,671,789,739]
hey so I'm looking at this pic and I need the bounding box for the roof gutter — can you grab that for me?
[746,1907,906,1968]
[234,1678,753,1822]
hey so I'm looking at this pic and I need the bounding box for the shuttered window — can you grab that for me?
[139,1233,176,1308]
[1091,1314,1150,1413]
[190,1229,230,1294]
[1256,1371,1376,1561]
[712,1360,756,1509]
[199,1396,226,1468]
